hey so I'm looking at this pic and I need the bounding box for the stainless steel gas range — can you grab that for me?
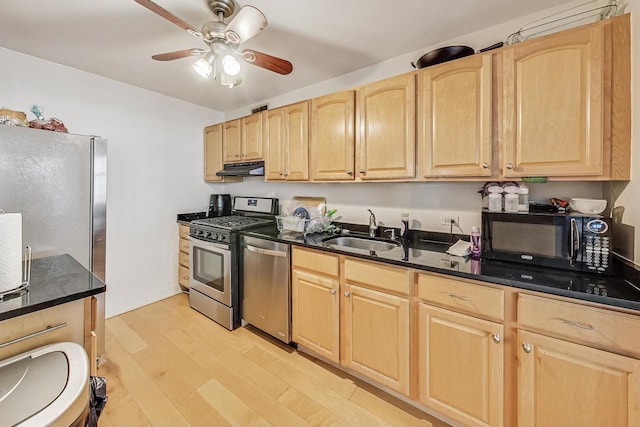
[188,196,278,329]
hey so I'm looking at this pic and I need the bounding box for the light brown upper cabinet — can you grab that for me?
[310,91,356,181]
[264,101,310,181]
[223,113,263,163]
[417,53,493,178]
[204,123,223,182]
[356,73,416,180]
[501,14,630,179]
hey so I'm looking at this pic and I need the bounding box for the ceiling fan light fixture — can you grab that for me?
[193,57,213,78]
[221,54,241,76]
[221,73,241,88]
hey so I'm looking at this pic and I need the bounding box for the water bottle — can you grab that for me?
[470,226,481,260]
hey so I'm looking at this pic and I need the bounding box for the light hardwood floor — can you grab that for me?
[98,293,450,427]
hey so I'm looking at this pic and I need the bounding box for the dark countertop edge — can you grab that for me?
[241,227,640,313]
[0,286,105,322]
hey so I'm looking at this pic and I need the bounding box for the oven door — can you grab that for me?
[189,237,232,306]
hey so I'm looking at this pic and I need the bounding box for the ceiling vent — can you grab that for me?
[252,104,268,114]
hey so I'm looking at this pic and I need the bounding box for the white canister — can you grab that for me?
[504,193,519,212]
[488,193,502,212]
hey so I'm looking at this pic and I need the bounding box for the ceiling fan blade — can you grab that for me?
[152,49,207,61]
[224,6,267,44]
[242,49,292,75]
[135,0,202,38]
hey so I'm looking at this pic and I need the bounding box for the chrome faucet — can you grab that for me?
[367,209,377,237]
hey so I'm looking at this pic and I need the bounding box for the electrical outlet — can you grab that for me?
[440,216,455,226]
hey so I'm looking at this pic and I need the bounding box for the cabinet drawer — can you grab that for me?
[179,251,189,268]
[417,274,504,321]
[518,294,640,356]
[179,224,190,239]
[179,238,190,253]
[179,265,190,288]
[345,258,410,296]
[292,247,339,277]
[0,299,85,360]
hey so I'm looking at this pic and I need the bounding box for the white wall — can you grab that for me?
[0,47,224,317]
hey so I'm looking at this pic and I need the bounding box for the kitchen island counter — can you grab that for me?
[0,254,106,321]
[242,225,640,312]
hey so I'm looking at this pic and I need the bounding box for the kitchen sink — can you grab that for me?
[322,235,400,252]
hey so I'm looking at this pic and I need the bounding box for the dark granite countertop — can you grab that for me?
[0,254,106,321]
[242,225,640,313]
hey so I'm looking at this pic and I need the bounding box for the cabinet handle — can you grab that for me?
[506,163,514,170]
[346,170,353,175]
[279,171,284,176]
[482,162,489,169]
[283,171,289,177]
[330,289,336,295]
[359,169,365,174]
[522,342,532,353]
[344,291,351,297]
[446,292,470,301]
[492,333,501,344]
[0,323,67,349]
[561,318,595,330]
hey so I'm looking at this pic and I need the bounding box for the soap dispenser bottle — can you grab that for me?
[400,212,409,240]
[470,226,481,260]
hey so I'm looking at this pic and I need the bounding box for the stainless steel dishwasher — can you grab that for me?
[240,235,291,343]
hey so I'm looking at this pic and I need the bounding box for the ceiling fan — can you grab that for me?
[135,0,293,88]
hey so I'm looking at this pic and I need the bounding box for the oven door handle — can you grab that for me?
[570,218,579,265]
[245,244,287,258]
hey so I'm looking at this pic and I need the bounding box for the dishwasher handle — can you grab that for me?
[245,244,287,258]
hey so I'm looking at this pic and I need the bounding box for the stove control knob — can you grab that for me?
[205,232,212,239]
[219,235,225,242]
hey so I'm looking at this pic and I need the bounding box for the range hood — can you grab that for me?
[216,161,265,177]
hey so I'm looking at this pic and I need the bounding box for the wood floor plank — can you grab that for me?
[277,387,349,427]
[100,294,450,427]
[198,377,272,427]
[349,386,435,427]
[192,348,311,426]
[236,327,358,399]
[128,380,191,427]
[106,315,148,354]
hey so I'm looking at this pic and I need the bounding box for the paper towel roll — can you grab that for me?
[0,213,23,292]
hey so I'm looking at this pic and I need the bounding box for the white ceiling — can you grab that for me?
[1,0,581,112]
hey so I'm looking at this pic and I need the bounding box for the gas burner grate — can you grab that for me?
[192,215,273,231]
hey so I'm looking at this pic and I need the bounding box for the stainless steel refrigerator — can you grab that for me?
[0,125,107,354]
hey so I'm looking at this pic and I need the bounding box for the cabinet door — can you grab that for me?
[502,24,604,177]
[204,124,223,182]
[242,113,263,160]
[264,108,286,180]
[418,304,504,427]
[418,54,492,177]
[284,101,309,181]
[356,73,416,180]
[223,119,242,163]
[291,269,339,363]
[518,330,640,427]
[310,91,356,181]
[342,283,410,395]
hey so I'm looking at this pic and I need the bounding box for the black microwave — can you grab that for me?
[481,210,613,274]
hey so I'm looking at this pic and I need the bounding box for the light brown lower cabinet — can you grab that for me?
[417,304,504,427]
[342,283,410,395]
[291,269,340,363]
[291,246,640,426]
[517,330,640,427]
[178,224,190,289]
